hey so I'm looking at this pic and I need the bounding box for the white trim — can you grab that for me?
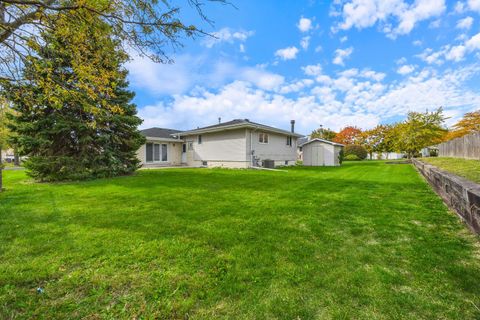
[145,136,183,143]
[299,138,344,147]
[145,142,169,163]
[258,132,269,144]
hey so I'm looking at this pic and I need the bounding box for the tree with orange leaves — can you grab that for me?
[333,126,363,145]
[444,110,480,140]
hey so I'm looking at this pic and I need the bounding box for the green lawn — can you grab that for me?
[1,162,480,319]
[420,157,480,184]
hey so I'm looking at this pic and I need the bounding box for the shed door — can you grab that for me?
[312,145,324,166]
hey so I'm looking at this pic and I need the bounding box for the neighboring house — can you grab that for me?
[138,119,303,168]
[300,138,344,166]
[370,152,405,160]
[0,148,14,163]
[420,146,438,157]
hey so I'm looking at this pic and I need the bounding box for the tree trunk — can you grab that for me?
[0,146,3,192]
[14,149,19,166]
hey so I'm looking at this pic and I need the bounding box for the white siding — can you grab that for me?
[324,144,335,166]
[370,152,405,160]
[184,129,248,165]
[249,130,297,163]
[302,141,342,166]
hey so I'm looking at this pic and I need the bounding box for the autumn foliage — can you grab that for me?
[444,110,480,141]
[333,126,363,145]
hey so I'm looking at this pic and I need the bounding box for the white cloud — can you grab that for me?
[468,0,480,12]
[466,32,480,49]
[315,45,323,52]
[137,64,480,134]
[333,47,354,66]
[455,1,466,13]
[418,32,480,63]
[360,69,386,81]
[300,36,311,50]
[333,0,446,37]
[445,45,467,61]
[240,68,285,90]
[302,64,323,76]
[126,53,284,95]
[413,40,423,46]
[340,36,348,43]
[279,79,314,94]
[297,17,313,32]
[397,64,415,75]
[202,28,254,48]
[456,16,474,29]
[275,46,300,60]
[429,19,441,29]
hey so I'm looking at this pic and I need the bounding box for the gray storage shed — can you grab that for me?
[300,138,344,166]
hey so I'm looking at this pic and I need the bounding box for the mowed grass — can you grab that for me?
[421,157,480,184]
[1,162,480,319]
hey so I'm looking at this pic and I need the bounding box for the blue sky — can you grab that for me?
[126,0,480,135]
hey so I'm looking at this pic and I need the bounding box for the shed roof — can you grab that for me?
[299,138,344,147]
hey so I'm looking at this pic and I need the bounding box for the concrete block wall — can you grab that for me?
[412,159,480,233]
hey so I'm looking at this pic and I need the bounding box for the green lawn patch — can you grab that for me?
[1,162,479,319]
[420,157,480,184]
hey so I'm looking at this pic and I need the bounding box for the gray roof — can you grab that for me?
[300,138,344,147]
[297,136,309,146]
[140,127,182,139]
[180,119,303,137]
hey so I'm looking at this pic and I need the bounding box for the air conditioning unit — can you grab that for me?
[263,159,275,169]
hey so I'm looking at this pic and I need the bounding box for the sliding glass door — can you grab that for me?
[146,143,168,163]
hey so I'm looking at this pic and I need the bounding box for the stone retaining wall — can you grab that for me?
[412,159,480,234]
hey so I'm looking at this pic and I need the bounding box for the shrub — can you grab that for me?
[338,148,344,164]
[344,154,360,161]
[344,144,368,160]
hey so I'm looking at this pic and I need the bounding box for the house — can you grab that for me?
[138,119,303,168]
[420,146,438,157]
[0,148,15,163]
[369,152,405,160]
[300,138,344,166]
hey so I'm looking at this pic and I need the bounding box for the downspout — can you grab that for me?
[250,125,260,167]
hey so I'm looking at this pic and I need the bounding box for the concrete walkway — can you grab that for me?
[3,166,24,171]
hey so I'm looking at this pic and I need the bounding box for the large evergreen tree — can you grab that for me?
[3,10,145,181]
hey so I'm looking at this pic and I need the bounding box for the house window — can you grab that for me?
[188,142,193,150]
[162,144,168,161]
[259,132,269,144]
[198,135,202,144]
[154,144,160,161]
[146,143,153,162]
[182,143,186,153]
[286,136,292,146]
[146,142,168,162]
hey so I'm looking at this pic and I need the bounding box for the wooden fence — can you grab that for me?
[437,132,480,159]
